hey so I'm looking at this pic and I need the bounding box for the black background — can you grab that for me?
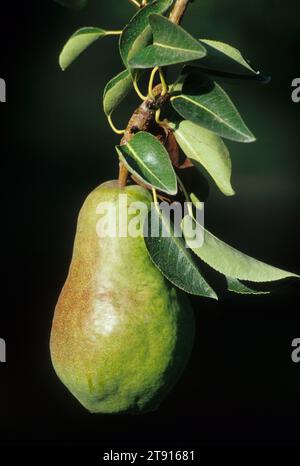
[0,0,299,453]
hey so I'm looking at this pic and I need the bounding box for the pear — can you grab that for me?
[50,181,194,414]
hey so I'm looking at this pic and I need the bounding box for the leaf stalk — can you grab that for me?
[107,114,125,135]
[128,0,141,7]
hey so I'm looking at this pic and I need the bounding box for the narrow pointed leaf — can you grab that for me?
[59,27,108,70]
[119,0,173,69]
[182,216,299,282]
[183,65,270,85]
[226,277,270,295]
[170,120,235,196]
[171,72,255,143]
[144,206,217,299]
[196,39,264,80]
[190,193,204,211]
[116,132,177,195]
[103,70,133,116]
[129,14,206,68]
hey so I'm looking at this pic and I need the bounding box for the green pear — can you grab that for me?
[50,181,194,414]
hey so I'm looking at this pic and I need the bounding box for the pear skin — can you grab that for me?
[50,181,194,414]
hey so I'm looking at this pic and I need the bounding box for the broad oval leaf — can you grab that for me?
[116,132,177,195]
[59,27,108,70]
[171,72,255,143]
[119,0,173,69]
[182,215,299,282]
[226,277,270,295]
[170,120,235,196]
[129,14,206,69]
[54,0,87,9]
[144,205,217,299]
[103,70,133,116]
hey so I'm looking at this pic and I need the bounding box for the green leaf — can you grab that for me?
[119,0,173,70]
[170,120,235,196]
[129,14,206,68]
[171,72,255,143]
[183,66,270,86]
[59,27,109,70]
[54,0,88,9]
[226,277,270,295]
[103,70,133,117]
[144,205,217,299]
[116,132,177,195]
[190,193,204,211]
[182,215,299,282]
[197,39,262,79]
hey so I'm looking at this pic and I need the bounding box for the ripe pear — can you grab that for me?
[50,181,195,414]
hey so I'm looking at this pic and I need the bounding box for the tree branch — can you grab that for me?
[169,0,191,24]
[118,0,192,188]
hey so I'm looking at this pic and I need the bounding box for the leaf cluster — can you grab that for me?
[56,0,298,298]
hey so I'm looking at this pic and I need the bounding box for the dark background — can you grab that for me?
[0,0,299,451]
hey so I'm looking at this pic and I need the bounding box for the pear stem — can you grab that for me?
[118,163,129,189]
[118,0,192,188]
